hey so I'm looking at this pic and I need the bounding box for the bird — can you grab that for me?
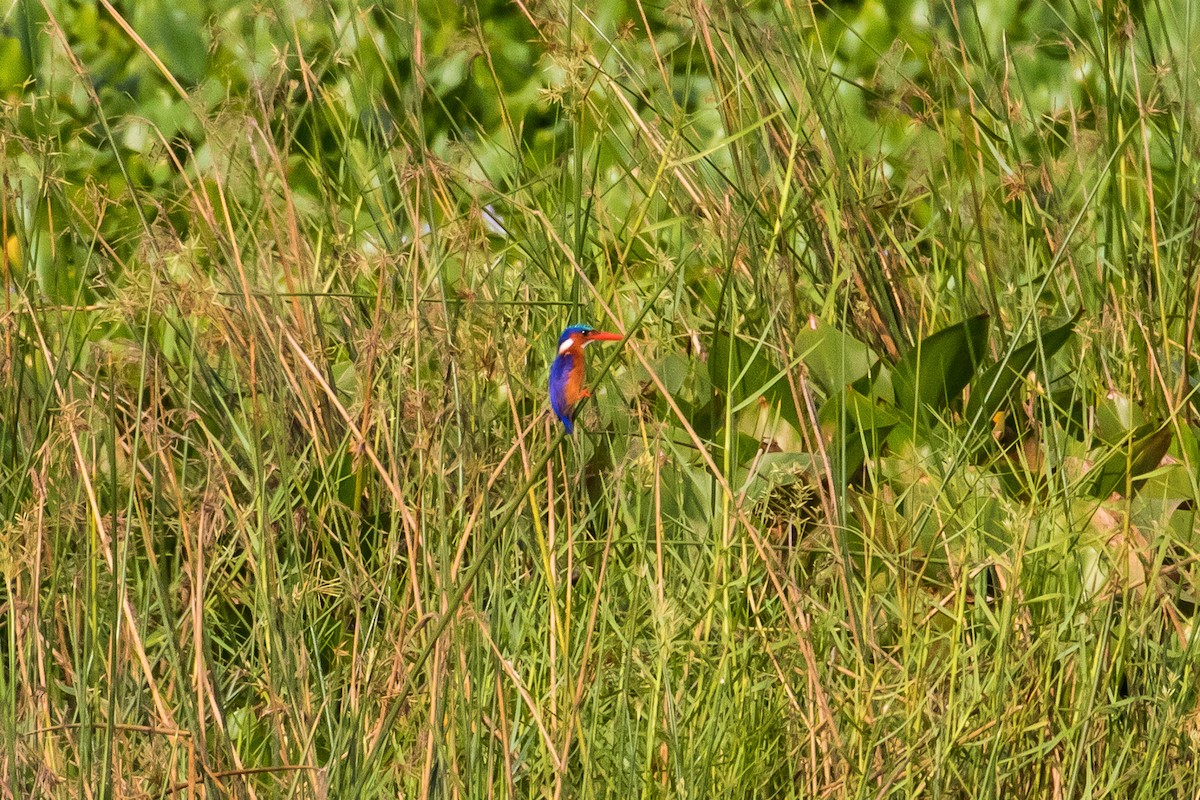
[549,324,623,434]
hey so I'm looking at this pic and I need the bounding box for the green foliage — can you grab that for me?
[4,0,1200,797]
[965,316,1077,428]
[803,314,1077,488]
[795,315,881,396]
[1087,422,1175,499]
[891,314,990,425]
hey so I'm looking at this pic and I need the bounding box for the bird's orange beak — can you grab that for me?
[585,331,623,343]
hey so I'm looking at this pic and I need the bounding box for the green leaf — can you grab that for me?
[818,385,900,481]
[658,352,689,395]
[0,37,29,93]
[966,317,1076,427]
[1086,423,1173,499]
[892,315,990,425]
[1094,391,1147,444]
[849,358,895,406]
[820,384,903,433]
[794,315,879,395]
[144,0,209,86]
[14,0,46,82]
[709,331,801,432]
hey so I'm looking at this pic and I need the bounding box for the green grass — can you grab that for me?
[3,0,1200,797]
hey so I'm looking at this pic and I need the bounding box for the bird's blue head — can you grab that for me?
[558,324,595,346]
[556,324,622,356]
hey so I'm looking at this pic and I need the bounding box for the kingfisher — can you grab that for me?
[549,324,623,434]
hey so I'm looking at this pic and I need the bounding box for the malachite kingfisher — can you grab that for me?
[549,324,623,434]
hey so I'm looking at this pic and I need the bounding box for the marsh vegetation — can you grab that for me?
[3,0,1200,796]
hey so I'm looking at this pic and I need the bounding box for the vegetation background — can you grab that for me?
[3,0,1200,796]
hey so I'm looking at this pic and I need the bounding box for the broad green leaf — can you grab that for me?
[709,331,801,432]
[831,384,903,433]
[0,37,29,93]
[1094,391,1147,444]
[794,315,878,395]
[14,0,45,81]
[143,0,209,86]
[966,318,1076,427]
[849,358,896,406]
[1128,464,1193,501]
[819,385,900,480]
[892,314,990,424]
[1087,423,1173,499]
[658,352,690,395]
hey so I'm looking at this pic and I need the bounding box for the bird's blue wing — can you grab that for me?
[549,353,576,433]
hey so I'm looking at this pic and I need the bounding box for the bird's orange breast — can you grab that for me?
[561,354,586,409]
